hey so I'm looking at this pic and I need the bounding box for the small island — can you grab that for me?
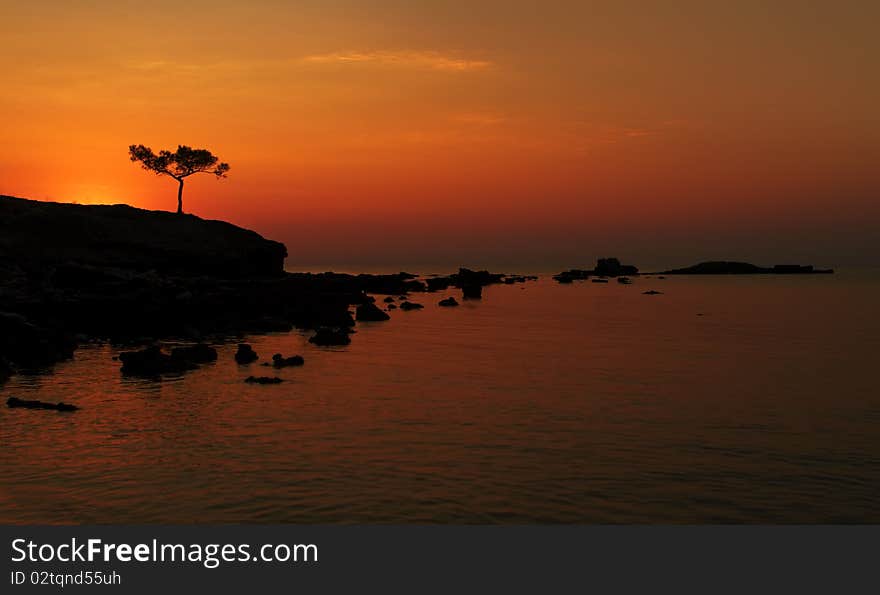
[654,261,834,275]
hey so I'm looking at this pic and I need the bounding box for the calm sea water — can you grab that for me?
[2,272,879,523]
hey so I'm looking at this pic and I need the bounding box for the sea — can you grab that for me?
[2,269,879,523]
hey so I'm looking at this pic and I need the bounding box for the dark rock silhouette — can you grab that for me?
[643,290,663,295]
[461,284,482,299]
[245,376,283,384]
[426,267,521,294]
[309,328,351,346]
[438,297,459,307]
[0,195,439,380]
[387,304,397,310]
[617,277,632,284]
[7,397,79,412]
[0,312,76,371]
[356,302,391,321]
[454,268,505,287]
[399,301,424,311]
[170,344,218,363]
[595,258,639,277]
[426,277,453,292]
[655,261,833,275]
[271,353,304,368]
[118,346,199,376]
[591,278,608,283]
[0,195,285,278]
[235,344,258,364]
[554,258,638,283]
[383,296,396,303]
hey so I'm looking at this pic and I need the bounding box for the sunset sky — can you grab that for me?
[1,1,878,269]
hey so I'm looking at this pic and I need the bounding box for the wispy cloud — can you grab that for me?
[451,112,507,126]
[301,51,492,72]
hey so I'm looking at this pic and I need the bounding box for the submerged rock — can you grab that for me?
[399,301,424,311]
[235,344,259,364]
[356,302,391,322]
[309,328,351,346]
[383,296,396,303]
[387,304,397,310]
[7,396,79,411]
[438,297,459,307]
[591,278,608,283]
[643,290,663,295]
[617,277,632,285]
[245,376,283,384]
[271,353,304,368]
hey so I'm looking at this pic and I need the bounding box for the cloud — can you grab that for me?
[301,51,492,72]
[451,112,507,125]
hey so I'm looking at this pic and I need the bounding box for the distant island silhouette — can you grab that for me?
[553,258,833,283]
[654,261,834,275]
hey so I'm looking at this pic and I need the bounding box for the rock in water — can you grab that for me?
[245,376,283,384]
[309,328,352,346]
[595,257,639,277]
[461,284,482,299]
[272,353,304,368]
[438,297,459,307]
[617,277,632,284]
[7,396,79,411]
[425,277,454,292]
[235,344,259,364]
[643,290,663,295]
[119,346,199,376]
[356,302,391,321]
[399,301,424,311]
[383,296,396,303]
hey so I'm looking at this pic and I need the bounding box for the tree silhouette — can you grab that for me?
[128,144,230,214]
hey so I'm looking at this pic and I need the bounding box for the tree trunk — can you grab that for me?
[176,178,184,214]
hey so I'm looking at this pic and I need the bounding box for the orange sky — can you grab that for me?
[1,1,878,269]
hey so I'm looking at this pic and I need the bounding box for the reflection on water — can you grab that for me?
[2,273,879,523]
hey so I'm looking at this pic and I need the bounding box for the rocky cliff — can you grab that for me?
[0,195,287,278]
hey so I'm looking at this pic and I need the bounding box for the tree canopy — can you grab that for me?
[129,144,229,180]
[128,144,229,214]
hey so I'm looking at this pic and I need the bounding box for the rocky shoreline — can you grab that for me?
[0,196,533,384]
